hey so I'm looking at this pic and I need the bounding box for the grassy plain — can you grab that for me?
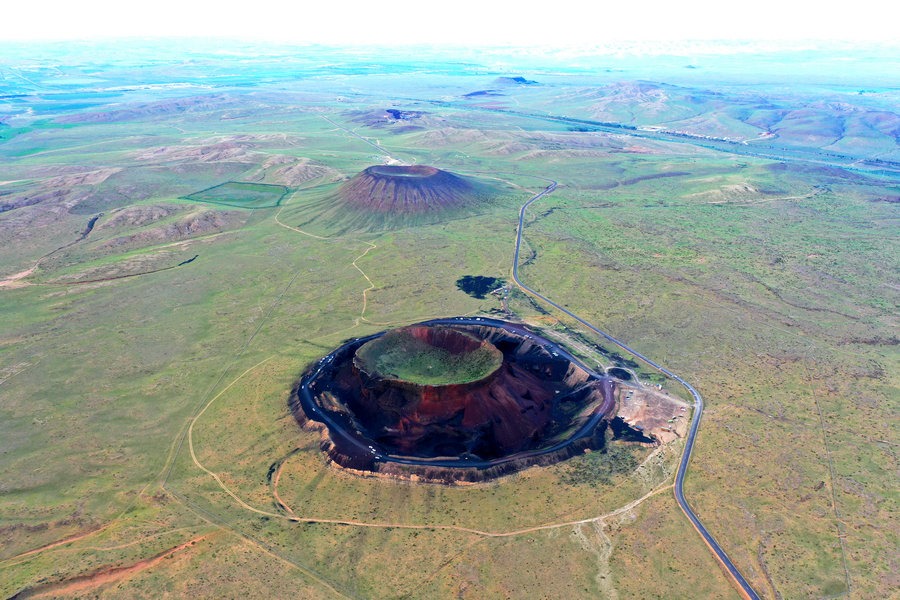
[1,43,897,599]
[183,182,291,209]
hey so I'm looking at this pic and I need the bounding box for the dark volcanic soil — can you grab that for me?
[338,165,476,214]
[292,319,618,483]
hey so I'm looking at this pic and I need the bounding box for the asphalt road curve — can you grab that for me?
[513,180,761,600]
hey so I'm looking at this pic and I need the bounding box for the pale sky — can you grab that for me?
[4,0,897,45]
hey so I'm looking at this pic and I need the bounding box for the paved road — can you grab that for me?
[512,181,761,600]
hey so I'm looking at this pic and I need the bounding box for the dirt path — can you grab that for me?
[0,267,35,289]
[163,490,354,600]
[274,189,381,327]
[320,115,401,162]
[9,536,205,599]
[351,242,377,322]
[3,524,111,564]
[273,194,330,240]
[0,211,109,290]
[188,174,679,543]
[274,192,464,331]
[194,380,673,539]
[805,361,853,596]
[187,357,277,517]
[270,459,297,518]
[277,482,668,538]
[82,527,197,553]
[573,520,618,600]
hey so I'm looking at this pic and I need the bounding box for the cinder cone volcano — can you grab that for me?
[338,165,475,214]
[291,320,625,483]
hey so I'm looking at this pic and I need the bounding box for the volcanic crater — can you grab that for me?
[338,165,480,214]
[291,319,620,483]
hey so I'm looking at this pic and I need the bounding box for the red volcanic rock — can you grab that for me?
[338,165,475,214]
[353,361,557,458]
[293,321,618,483]
[403,324,489,356]
[326,323,602,461]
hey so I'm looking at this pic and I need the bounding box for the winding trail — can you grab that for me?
[273,189,458,332]
[8,537,206,599]
[183,340,667,540]
[0,213,102,288]
[189,360,674,538]
[187,356,277,514]
[274,188,378,327]
[3,525,112,565]
[804,361,853,595]
[511,181,761,600]
[273,192,330,240]
[257,169,759,595]
[351,241,378,322]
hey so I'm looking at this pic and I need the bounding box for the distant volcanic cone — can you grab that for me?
[338,165,477,214]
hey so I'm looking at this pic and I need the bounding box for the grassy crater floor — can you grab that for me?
[355,327,503,386]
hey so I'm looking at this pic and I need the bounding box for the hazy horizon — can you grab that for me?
[6,0,898,46]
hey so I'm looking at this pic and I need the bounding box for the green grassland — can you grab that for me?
[183,182,291,209]
[1,46,897,600]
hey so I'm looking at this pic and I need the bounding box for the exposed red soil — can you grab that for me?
[404,324,489,354]
[0,267,35,289]
[323,324,600,461]
[338,165,476,214]
[356,362,557,457]
[616,386,689,444]
[10,536,206,599]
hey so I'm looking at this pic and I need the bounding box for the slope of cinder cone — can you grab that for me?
[338,165,475,214]
[277,164,506,235]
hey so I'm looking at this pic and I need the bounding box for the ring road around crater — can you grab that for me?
[290,317,619,483]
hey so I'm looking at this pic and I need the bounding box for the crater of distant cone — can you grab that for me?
[338,164,475,214]
[367,165,439,178]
